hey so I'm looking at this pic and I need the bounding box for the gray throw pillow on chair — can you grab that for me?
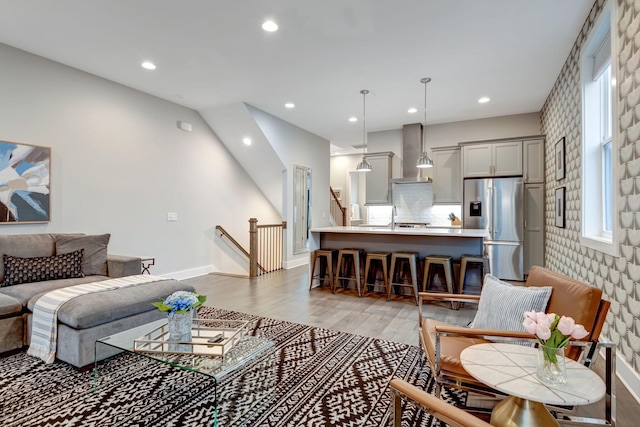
[471,274,552,332]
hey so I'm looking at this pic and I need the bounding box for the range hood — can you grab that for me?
[390,123,433,184]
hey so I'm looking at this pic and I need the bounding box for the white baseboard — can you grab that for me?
[611,349,640,405]
[161,264,214,280]
[284,257,308,269]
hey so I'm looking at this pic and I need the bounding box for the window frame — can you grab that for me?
[580,0,619,256]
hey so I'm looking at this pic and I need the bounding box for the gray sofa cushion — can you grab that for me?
[0,294,22,318]
[28,279,195,329]
[0,234,57,281]
[56,234,110,276]
[1,249,85,287]
[3,275,110,307]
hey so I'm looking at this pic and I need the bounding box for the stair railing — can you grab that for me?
[216,218,286,278]
[330,187,347,226]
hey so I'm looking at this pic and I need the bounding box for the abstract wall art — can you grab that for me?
[0,140,50,223]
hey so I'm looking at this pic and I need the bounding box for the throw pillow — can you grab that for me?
[56,234,110,276]
[471,274,552,332]
[1,249,84,287]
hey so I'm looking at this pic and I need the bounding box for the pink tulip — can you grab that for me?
[557,316,576,336]
[536,323,551,340]
[571,324,589,339]
[523,317,537,334]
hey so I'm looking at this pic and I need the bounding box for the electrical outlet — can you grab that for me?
[167,212,178,221]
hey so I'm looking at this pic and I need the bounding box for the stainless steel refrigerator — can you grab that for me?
[463,177,524,281]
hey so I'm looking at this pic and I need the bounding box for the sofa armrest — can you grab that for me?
[107,255,142,277]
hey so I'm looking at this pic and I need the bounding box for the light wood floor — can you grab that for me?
[184,266,636,426]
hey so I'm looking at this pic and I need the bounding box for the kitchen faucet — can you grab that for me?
[391,205,397,230]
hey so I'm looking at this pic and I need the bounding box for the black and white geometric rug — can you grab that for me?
[0,307,465,426]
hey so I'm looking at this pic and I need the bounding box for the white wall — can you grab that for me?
[0,43,281,278]
[247,106,331,268]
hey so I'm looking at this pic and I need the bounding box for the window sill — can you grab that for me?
[580,234,619,257]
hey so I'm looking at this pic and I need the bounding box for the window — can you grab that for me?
[580,0,618,256]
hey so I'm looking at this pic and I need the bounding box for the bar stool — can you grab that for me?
[308,249,337,291]
[363,251,391,297]
[335,248,365,297]
[423,255,456,309]
[459,254,490,295]
[388,252,420,305]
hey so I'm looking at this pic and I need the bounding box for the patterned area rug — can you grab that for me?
[0,307,465,426]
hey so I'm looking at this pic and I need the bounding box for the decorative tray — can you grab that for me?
[133,318,248,358]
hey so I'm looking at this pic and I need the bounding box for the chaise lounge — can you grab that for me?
[0,233,195,367]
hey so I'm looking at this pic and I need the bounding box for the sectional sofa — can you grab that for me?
[0,233,195,367]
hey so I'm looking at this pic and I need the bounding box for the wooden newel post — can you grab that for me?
[249,218,258,278]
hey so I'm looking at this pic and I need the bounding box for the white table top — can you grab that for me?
[310,226,487,238]
[460,343,605,406]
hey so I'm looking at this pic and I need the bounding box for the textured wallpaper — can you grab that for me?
[541,0,640,375]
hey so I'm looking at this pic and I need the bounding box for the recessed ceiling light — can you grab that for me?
[478,97,491,103]
[284,103,295,108]
[408,107,418,113]
[348,117,358,122]
[242,138,252,146]
[262,20,278,32]
[141,61,156,70]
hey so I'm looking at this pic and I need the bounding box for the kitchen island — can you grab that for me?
[310,226,487,259]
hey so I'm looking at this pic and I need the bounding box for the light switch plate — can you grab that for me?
[167,212,178,221]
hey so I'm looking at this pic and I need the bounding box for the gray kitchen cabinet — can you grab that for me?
[523,139,545,183]
[524,183,544,274]
[462,140,523,177]
[432,147,461,203]
[364,152,394,205]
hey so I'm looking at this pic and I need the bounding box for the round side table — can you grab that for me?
[461,342,605,427]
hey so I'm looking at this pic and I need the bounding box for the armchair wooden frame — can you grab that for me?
[417,266,616,426]
[390,377,492,427]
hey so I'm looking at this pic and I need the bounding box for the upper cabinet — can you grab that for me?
[431,147,461,204]
[523,139,545,183]
[364,152,394,205]
[462,140,523,178]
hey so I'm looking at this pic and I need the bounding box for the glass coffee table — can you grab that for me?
[94,318,276,426]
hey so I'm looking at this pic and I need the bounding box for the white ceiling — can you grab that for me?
[0,1,593,153]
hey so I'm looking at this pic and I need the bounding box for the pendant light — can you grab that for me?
[416,77,434,168]
[356,89,372,172]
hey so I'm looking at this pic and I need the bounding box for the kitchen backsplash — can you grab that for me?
[367,204,462,226]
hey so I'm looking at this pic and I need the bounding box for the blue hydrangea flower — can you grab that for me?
[152,290,206,316]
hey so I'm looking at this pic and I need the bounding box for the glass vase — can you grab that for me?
[536,345,567,385]
[167,310,193,352]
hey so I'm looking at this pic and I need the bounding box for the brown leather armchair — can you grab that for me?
[418,266,615,425]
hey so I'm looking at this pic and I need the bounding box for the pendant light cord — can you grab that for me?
[361,89,369,155]
[421,77,430,152]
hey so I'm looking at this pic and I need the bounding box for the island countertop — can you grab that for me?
[310,226,488,238]
[309,226,487,262]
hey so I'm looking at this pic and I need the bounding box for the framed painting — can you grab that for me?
[0,140,50,223]
[555,187,565,228]
[555,137,565,180]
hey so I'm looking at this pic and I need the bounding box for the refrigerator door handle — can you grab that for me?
[487,185,493,237]
[491,185,497,239]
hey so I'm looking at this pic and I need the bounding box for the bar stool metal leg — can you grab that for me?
[364,252,391,297]
[388,252,420,305]
[335,249,364,297]
[309,249,335,291]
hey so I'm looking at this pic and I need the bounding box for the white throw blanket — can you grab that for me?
[28,274,166,364]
